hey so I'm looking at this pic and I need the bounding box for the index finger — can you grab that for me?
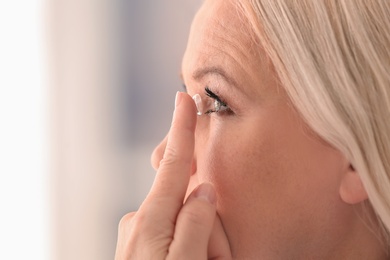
[140,92,197,219]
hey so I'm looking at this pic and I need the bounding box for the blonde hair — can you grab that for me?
[237,0,390,247]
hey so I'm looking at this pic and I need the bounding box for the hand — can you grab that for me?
[115,92,232,260]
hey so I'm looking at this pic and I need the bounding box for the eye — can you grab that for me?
[206,98,229,114]
[204,87,233,115]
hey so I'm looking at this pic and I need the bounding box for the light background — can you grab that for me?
[48,0,200,260]
[0,0,201,259]
[48,0,201,259]
[0,0,48,259]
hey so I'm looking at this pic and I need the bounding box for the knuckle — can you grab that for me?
[162,145,181,161]
[130,209,164,237]
[117,212,153,245]
[150,137,167,170]
[160,146,191,168]
[131,211,148,228]
[118,212,136,231]
[158,156,175,169]
[133,208,169,236]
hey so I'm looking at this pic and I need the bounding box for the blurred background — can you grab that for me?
[0,0,201,259]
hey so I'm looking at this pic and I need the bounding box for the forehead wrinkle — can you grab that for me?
[212,24,253,62]
[210,3,254,58]
[203,16,263,92]
[182,0,274,98]
[206,40,249,84]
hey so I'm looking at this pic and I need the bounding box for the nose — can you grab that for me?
[150,132,197,174]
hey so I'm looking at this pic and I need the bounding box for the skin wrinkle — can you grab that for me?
[213,29,266,96]
[198,39,250,94]
[187,1,269,103]
[196,42,272,108]
[116,0,389,256]
[192,67,239,91]
[151,0,389,258]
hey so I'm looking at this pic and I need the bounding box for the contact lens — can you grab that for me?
[192,93,225,115]
[192,94,203,115]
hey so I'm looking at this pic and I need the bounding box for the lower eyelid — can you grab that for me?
[206,106,233,116]
[203,87,239,116]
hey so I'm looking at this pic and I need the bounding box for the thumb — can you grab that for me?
[167,183,217,260]
[208,213,232,259]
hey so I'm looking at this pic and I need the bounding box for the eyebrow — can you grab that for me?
[181,66,239,88]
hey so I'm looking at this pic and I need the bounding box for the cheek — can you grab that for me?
[198,112,344,204]
[196,118,287,211]
[196,118,296,249]
[195,111,346,248]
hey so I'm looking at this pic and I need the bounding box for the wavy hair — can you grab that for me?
[237,0,390,249]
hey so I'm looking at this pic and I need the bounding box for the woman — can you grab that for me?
[115,0,390,259]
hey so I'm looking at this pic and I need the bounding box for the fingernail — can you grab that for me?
[195,183,216,205]
[175,91,182,108]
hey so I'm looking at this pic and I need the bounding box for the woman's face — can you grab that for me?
[153,0,354,258]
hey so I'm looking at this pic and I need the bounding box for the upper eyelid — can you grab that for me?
[204,87,232,115]
[182,83,234,115]
[181,83,224,105]
[205,87,227,106]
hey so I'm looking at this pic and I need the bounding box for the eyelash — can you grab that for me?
[204,87,232,115]
[182,84,233,115]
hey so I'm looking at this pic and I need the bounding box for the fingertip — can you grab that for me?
[173,92,198,127]
[145,91,199,220]
[168,183,217,259]
[162,91,198,166]
[175,91,183,107]
[194,182,217,205]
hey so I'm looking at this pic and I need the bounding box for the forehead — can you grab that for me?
[185,0,255,63]
[192,0,251,43]
[182,0,275,97]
